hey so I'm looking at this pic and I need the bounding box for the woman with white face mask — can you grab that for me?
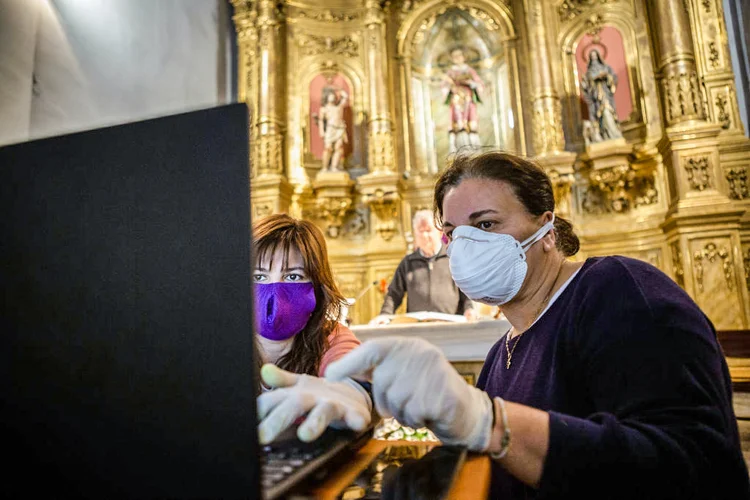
[324,152,749,499]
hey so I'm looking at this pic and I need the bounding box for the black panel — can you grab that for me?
[0,104,258,498]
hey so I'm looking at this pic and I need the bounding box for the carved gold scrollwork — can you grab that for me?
[296,34,359,57]
[662,71,705,123]
[547,170,574,217]
[558,0,619,22]
[256,133,284,176]
[579,149,659,215]
[532,99,565,155]
[683,156,711,191]
[335,273,365,302]
[467,7,500,31]
[715,93,731,129]
[296,9,358,22]
[633,177,659,208]
[409,13,438,52]
[671,243,685,288]
[316,196,353,239]
[743,247,750,291]
[702,0,712,13]
[726,167,749,200]
[364,0,385,27]
[254,204,271,218]
[693,242,734,293]
[407,4,500,54]
[584,13,604,37]
[589,164,636,213]
[368,130,395,174]
[341,208,369,238]
[362,189,399,241]
[708,42,720,69]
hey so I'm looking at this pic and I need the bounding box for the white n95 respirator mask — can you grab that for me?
[446,216,555,306]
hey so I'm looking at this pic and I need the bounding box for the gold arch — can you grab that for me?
[291,58,366,183]
[395,0,524,174]
[557,5,648,146]
[397,0,516,58]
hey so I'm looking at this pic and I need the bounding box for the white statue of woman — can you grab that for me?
[314,87,349,172]
[581,49,623,142]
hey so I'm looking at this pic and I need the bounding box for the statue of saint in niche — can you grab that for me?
[441,47,485,153]
[581,48,623,143]
[314,86,349,172]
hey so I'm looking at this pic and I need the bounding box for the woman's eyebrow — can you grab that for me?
[468,209,499,221]
[283,266,305,272]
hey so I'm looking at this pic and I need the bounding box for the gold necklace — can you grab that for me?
[505,260,565,369]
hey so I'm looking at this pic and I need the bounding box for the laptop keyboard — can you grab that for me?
[261,442,327,489]
[260,427,352,491]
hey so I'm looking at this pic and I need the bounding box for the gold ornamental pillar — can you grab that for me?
[356,0,405,321]
[361,0,396,176]
[524,0,575,218]
[648,0,749,329]
[358,0,401,242]
[231,0,259,212]
[251,0,291,216]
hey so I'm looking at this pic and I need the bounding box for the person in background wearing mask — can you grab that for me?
[252,214,372,444]
[370,209,475,325]
[260,152,748,498]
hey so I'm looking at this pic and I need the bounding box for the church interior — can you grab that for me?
[3,0,750,495]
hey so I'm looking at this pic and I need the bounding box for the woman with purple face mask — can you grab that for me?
[252,214,373,445]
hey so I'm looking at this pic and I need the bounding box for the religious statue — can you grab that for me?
[580,49,623,143]
[314,86,349,172]
[441,47,485,153]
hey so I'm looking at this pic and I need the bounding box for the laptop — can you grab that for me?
[0,104,368,499]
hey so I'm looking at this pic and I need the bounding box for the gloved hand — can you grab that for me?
[369,315,392,326]
[464,308,478,322]
[256,364,372,445]
[325,337,493,452]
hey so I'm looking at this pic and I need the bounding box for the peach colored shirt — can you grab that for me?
[318,324,361,377]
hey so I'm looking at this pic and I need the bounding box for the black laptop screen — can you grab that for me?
[0,104,259,498]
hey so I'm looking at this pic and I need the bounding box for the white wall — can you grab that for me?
[724,0,750,137]
[0,0,232,146]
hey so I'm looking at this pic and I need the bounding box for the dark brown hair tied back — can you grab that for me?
[433,151,580,257]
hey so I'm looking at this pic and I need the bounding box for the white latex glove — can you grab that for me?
[256,364,372,445]
[325,337,493,452]
[369,314,392,326]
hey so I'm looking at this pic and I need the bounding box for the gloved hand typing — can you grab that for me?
[325,337,493,452]
[257,364,372,445]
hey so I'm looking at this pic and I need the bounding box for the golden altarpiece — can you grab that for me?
[232,0,750,330]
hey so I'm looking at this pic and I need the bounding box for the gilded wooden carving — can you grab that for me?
[662,72,705,123]
[671,243,686,288]
[726,167,749,200]
[296,34,359,57]
[232,0,750,327]
[558,0,619,22]
[715,93,731,129]
[693,242,734,293]
[683,156,711,191]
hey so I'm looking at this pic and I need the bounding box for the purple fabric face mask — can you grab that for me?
[254,282,317,341]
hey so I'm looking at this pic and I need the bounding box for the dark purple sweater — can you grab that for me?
[476,256,749,499]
